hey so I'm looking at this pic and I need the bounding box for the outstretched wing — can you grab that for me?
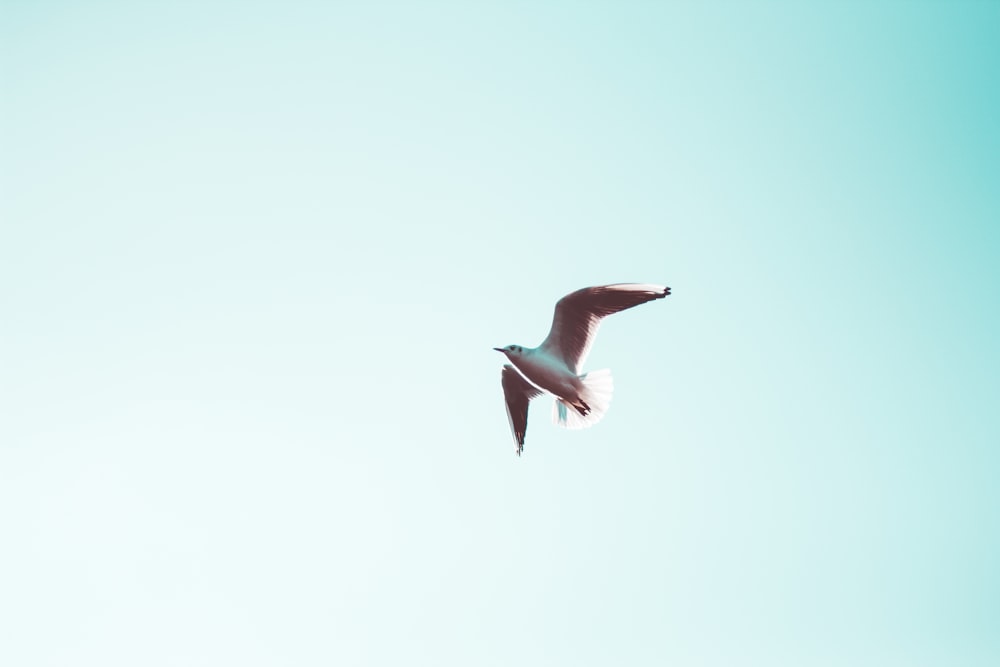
[539,283,670,373]
[501,364,543,456]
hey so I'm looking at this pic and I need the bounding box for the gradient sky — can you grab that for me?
[2,2,999,665]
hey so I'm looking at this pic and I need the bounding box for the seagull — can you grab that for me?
[494,283,671,455]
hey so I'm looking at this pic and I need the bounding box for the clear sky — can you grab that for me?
[2,1,998,665]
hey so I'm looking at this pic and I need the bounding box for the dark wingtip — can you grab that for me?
[663,286,671,296]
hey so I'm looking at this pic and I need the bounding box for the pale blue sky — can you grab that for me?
[2,2,999,665]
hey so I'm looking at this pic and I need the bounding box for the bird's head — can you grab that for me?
[493,344,525,358]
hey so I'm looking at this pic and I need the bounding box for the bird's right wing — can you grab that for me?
[501,364,543,456]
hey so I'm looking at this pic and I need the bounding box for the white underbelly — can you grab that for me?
[512,356,580,399]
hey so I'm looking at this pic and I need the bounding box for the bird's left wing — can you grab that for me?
[539,283,670,373]
[501,364,544,456]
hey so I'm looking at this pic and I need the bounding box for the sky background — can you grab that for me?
[2,1,999,665]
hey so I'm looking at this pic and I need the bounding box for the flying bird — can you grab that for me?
[495,283,671,455]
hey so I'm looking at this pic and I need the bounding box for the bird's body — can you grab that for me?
[495,283,670,455]
[505,347,582,405]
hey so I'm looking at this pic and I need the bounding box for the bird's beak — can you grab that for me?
[493,347,505,353]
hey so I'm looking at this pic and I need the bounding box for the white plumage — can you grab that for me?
[494,283,670,455]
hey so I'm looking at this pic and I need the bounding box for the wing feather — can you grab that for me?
[501,364,544,455]
[539,283,670,373]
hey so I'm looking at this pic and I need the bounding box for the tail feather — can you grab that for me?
[552,369,614,430]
